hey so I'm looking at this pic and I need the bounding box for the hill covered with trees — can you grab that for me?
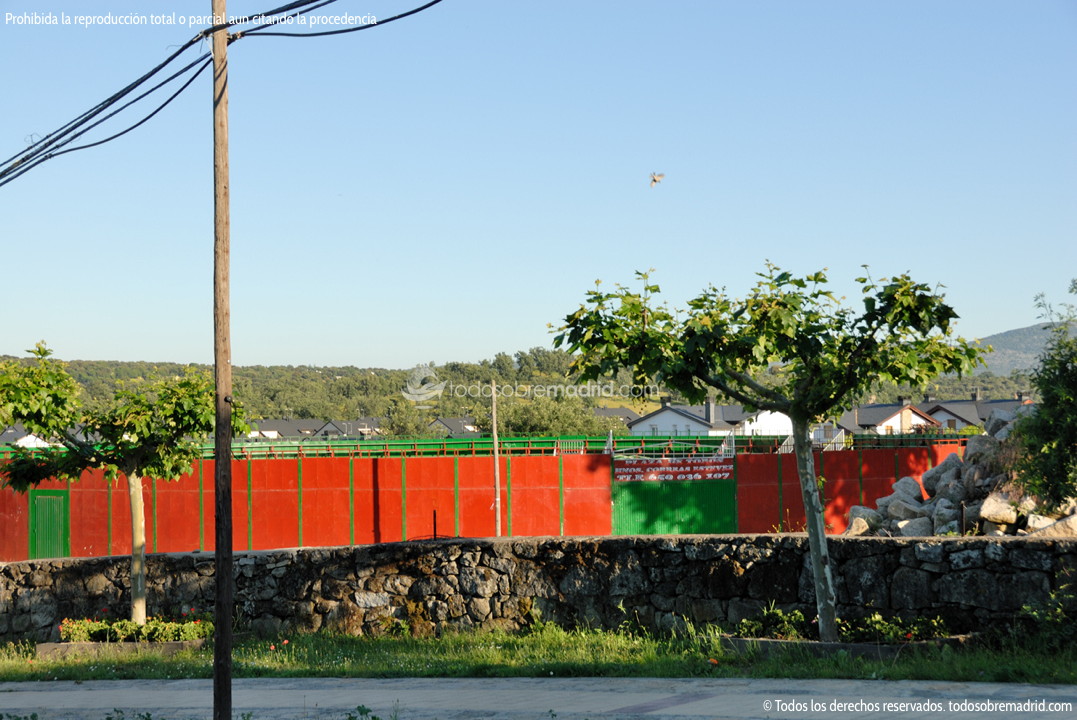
[1,338,1041,437]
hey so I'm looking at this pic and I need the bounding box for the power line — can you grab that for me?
[0,55,212,189]
[0,0,446,187]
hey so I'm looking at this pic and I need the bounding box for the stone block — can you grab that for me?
[875,494,898,513]
[980,492,1019,525]
[984,410,1015,438]
[888,498,925,521]
[936,477,968,505]
[895,517,934,537]
[844,517,872,536]
[935,569,996,608]
[1026,514,1056,532]
[1009,548,1053,572]
[950,549,985,570]
[848,505,884,529]
[922,453,962,496]
[933,498,959,525]
[893,476,925,500]
[891,567,934,609]
[1030,514,1077,538]
[963,433,998,461]
[914,542,945,563]
[353,591,389,609]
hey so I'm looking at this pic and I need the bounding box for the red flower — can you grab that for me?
[282,639,289,645]
[270,644,276,651]
[905,632,913,640]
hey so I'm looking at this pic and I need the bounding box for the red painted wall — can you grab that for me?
[0,444,959,561]
[560,454,613,536]
[0,459,29,561]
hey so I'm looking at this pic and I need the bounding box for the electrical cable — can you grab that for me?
[0,35,208,170]
[0,0,445,186]
[0,55,212,189]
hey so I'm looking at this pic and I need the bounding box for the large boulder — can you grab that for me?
[932,498,959,527]
[1026,514,1056,532]
[980,492,1019,525]
[888,498,926,521]
[848,505,884,529]
[892,476,925,501]
[963,434,999,466]
[984,410,1015,438]
[843,517,873,537]
[936,476,968,505]
[1029,514,1077,538]
[922,453,963,496]
[895,517,934,537]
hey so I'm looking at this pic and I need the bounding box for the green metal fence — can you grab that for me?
[612,477,737,534]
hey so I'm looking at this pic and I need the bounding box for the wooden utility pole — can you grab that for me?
[491,381,501,536]
[210,1,233,719]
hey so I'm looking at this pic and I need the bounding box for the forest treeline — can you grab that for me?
[1,346,1035,437]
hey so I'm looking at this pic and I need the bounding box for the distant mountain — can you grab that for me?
[973,322,1074,376]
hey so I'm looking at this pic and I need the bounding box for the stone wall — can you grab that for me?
[2,535,1075,643]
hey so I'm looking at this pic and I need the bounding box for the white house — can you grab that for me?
[626,402,792,438]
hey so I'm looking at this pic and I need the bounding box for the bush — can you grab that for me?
[58,610,214,643]
[731,605,949,644]
[1013,285,1077,508]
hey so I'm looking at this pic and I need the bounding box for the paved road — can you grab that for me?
[2,677,1076,720]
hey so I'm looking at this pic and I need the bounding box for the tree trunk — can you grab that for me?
[126,471,148,625]
[791,417,838,642]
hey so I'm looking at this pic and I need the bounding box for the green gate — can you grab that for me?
[612,478,736,535]
[29,489,70,559]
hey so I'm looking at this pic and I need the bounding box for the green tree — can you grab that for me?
[381,397,432,437]
[555,264,982,641]
[474,395,629,437]
[0,343,243,624]
[1014,281,1077,508]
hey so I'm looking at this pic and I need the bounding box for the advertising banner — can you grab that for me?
[614,456,734,482]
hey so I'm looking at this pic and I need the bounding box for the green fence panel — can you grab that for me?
[611,479,736,535]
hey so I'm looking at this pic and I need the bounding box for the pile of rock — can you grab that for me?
[845,409,1077,538]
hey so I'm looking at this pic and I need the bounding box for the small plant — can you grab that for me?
[345,702,401,720]
[734,602,810,640]
[731,605,948,643]
[1013,583,1077,652]
[58,609,214,643]
[837,612,948,644]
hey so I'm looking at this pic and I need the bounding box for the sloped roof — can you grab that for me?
[835,403,940,433]
[0,424,30,444]
[430,417,479,436]
[919,397,1033,426]
[593,406,641,423]
[627,404,757,431]
[249,419,326,438]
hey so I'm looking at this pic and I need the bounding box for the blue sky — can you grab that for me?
[2,1,1074,369]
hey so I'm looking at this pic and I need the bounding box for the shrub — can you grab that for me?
[58,611,214,643]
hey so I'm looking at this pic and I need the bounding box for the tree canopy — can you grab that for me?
[0,343,243,623]
[555,263,983,640]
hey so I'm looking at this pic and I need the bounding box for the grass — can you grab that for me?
[1,619,1075,685]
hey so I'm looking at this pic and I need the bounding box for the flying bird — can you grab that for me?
[649,172,665,187]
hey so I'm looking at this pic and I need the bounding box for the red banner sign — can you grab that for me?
[614,456,734,482]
